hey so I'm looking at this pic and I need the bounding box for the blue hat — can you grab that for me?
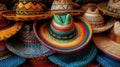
[0,55,26,67]
[6,23,54,58]
[0,41,26,67]
[48,44,97,67]
[96,51,120,67]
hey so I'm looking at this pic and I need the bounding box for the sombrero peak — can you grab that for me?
[53,14,73,25]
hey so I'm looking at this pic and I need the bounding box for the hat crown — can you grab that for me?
[51,0,73,11]
[19,23,39,44]
[16,0,44,15]
[49,14,76,40]
[83,8,104,28]
[113,21,120,36]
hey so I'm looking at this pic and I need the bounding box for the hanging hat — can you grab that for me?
[33,14,92,53]
[48,43,97,67]
[93,21,120,60]
[0,41,26,67]
[50,0,83,16]
[96,51,120,67]
[83,8,114,33]
[0,3,23,41]
[6,22,54,58]
[3,0,53,21]
[81,3,97,11]
[97,0,120,19]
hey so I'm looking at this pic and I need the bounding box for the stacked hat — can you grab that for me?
[0,41,26,67]
[48,43,97,67]
[0,2,23,41]
[3,0,52,21]
[33,14,92,53]
[6,22,54,58]
[97,0,120,18]
[83,8,114,33]
[96,51,120,67]
[50,0,83,16]
[93,21,120,60]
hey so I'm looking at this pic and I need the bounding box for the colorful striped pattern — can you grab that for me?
[83,8,104,28]
[35,15,92,53]
[49,14,75,40]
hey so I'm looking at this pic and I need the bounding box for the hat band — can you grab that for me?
[49,28,76,40]
[51,4,73,10]
[109,31,120,43]
[16,10,43,15]
[107,6,120,14]
[91,23,104,28]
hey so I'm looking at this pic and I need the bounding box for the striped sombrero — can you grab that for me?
[33,14,92,53]
[48,43,97,67]
[0,41,26,67]
[6,23,54,58]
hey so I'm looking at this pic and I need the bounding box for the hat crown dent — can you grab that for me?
[86,8,100,13]
[53,14,72,25]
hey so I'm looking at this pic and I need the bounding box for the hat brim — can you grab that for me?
[3,10,53,21]
[96,52,120,67]
[97,2,120,19]
[0,55,26,66]
[49,10,84,16]
[92,34,120,60]
[0,22,23,41]
[33,17,92,53]
[6,38,54,58]
[48,44,97,67]
[92,18,114,33]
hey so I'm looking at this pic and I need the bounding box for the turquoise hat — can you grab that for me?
[48,43,97,67]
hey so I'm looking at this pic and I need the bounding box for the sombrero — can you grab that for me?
[96,51,120,67]
[0,41,26,67]
[93,21,120,60]
[97,0,120,19]
[0,3,23,41]
[3,0,53,21]
[6,22,54,58]
[50,0,83,16]
[83,8,114,33]
[33,14,92,53]
[48,43,97,67]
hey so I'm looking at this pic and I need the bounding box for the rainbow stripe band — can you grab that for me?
[49,28,76,40]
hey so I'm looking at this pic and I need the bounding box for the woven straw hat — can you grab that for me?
[83,8,114,33]
[93,21,120,60]
[6,22,54,58]
[33,14,92,53]
[0,41,26,67]
[96,51,120,67]
[3,0,53,21]
[0,3,23,41]
[97,0,120,18]
[48,44,97,67]
[50,0,83,16]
